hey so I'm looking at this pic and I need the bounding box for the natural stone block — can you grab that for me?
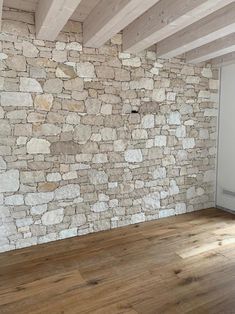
[5,194,24,205]
[52,50,67,62]
[55,184,80,200]
[141,115,154,129]
[6,55,26,71]
[20,171,45,184]
[204,109,217,117]
[27,112,45,123]
[115,68,130,81]
[201,68,212,78]
[100,94,120,104]
[122,57,141,67]
[50,141,81,155]
[159,209,175,219]
[168,111,181,125]
[203,170,215,182]
[30,204,47,216]
[47,173,61,182]
[64,77,83,91]
[175,203,187,215]
[62,100,84,112]
[88,170,108,185]
[71,214,86,227]
[23,41,39,57]
[85,98,101,114]
[132,129,148,140]
[27,138,50,154]
[34,94,53,111]
[20,78,42,93]
[96,66,114,79]
[42,208,64,226]
[0,120,11,136]
[43,79,63,93]
[124,149,143,163]
[101,128,117,141]
[91,202,108,212]
[131,213,145,224]
[152,88,166,102]
[59,228,77,239]
[0,170,19,193]
[154,135,167,147]
[130,78,153,90]
[77,62,95,78]
[14,124,32,136]
[66,42,82,51]
[38,182,59,192]
[187,187,196,199]
[56,64,77,79]
[1,92,33,107]
[16,217,33,228]
[176,126,186,138]
[143,192,160,210]
[182,138,195,149]
[25,192,54,205]
[30,66,46,79]
[139,102,159,114]
[74,125,91,143]
[153,167,166,179]
[0,157,7,171]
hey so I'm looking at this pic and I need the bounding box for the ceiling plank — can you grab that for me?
[211,51,235,67]
[156,2,235,59]
[35,0,82,41]
[83,0,160,48]
[186,33,235,63]
[123,0,234,54]
[0,0,3,30]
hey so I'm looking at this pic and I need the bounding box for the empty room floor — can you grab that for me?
[0,208,235,314]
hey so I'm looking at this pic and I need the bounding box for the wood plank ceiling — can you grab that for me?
[2,0,235,67]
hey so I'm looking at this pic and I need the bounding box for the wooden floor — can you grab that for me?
[0,208,235,314]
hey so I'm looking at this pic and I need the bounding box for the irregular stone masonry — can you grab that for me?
[0,8,218,252]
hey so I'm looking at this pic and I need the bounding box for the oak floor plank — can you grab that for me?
[0,208,235,313]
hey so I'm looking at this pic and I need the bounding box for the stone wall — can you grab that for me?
[0,8,219,253]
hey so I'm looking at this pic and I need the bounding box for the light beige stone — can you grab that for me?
[44,79,63,93]
[34,94,53,111]
[23,41,39,57]
[27,138,50,154]
[55,184,80,200]
[56,64,77,79]
[25,192,54,206]
[74,125,91,143]
[1,92,33,107]
[77,62,95,78]
[124,149,143,163]
[42,208,64,226]
[0,170,19,193]
[85,98,101,114]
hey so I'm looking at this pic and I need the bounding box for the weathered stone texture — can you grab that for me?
[0,13,218,253]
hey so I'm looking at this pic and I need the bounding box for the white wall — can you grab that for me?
[217,64,235,211]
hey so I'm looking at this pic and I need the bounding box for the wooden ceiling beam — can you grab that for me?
[186,33,235,63]
[211,51,235,67]
[123,0,234,54]
[83,0,160,48]
[156,2,235,59]
[35,0,82,41]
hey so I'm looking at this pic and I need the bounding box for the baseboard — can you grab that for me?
[216,205,235,215]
